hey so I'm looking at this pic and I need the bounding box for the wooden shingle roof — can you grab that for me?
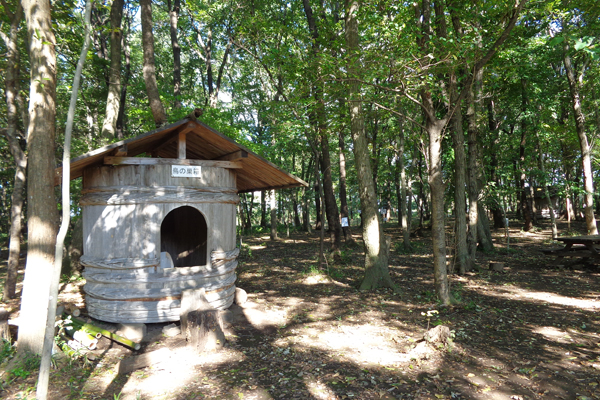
[55,118,307,193]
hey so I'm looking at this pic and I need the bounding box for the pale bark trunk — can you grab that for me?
[426,111,451,305]
[19,0,59,355]
[168,0,182,108]
[398,116,411,250]
[1,2,26,300]
[270,189,278,241]
[37,3,91,397]
[563,40,598,234]
[339,132,354,243]
[346,0,395,291]
[140,0,167,127]
[100,0,124,139]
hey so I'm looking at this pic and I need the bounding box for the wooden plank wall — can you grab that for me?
[81,165,238,265]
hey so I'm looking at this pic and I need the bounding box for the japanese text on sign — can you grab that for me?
[171,165,201,177]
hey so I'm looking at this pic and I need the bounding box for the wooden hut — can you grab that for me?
[56,117,306,323]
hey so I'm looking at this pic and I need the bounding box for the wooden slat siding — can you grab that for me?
[104,156,243,169]
[83,165,237,263]
[178,132,187,159]
[85,286,235,323]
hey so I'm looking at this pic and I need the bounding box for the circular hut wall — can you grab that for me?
[79,164,239,323]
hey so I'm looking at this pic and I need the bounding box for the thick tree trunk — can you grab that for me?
[19,0,59,355]
[346,0,395,291]
[140,0,167,127]
[100,0,124,139]
[1,2,26,300]
[168,0,181,108]
[563,40,598,234]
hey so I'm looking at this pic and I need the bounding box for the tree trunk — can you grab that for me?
[100,0,124,139]
[563,39,598,234]
[450,73,469,274]
[270,189,278,241]
[465,66,484,260]
[140,0,167,127]
[425,108,451,305]
[116,12,131,138]
[339,132,354,243]
[520,78,533,231]
[319,136,342,251]
[346,0,395,291]
[397,115,411,250]
[168,0,182,108]
[1,1,26,300]
[19,0,59,355]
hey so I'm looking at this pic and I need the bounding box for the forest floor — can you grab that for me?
[1,218,600,400]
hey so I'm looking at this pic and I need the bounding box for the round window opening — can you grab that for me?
[160,206,207,267]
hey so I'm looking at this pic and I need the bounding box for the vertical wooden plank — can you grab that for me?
[178,132,186,159]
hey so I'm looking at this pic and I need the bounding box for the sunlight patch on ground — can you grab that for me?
[531,326,573,344]
[304,377,339,399]
[287,323,413,367]
[493,286,600,310]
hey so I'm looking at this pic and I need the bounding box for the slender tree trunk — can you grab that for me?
[397,115,411,250]
[1,1,26,300]
[339,132,354,244]
[563,39,598,234]
[116,12,131,138]
[168,0,181,108]
[19,0,59,355]
[100,0,124,139]
[346,0,395,291]
[270,189,278,241]
[140,0,167,127]
[450,74,469,274]
[320,135,343,250]
[520,78,533,231]
[37,4,91,397]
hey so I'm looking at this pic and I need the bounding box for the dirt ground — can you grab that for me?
[2,218,600,400]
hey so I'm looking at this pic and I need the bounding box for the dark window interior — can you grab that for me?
[160,206,207,267]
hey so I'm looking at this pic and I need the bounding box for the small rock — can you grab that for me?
[162,323,180,337]
[235,287,248,306]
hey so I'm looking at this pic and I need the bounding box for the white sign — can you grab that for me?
[171,165,201,178]
[341,217,349,227]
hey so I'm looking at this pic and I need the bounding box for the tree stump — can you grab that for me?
[187,308,225,352]
[180,288,225,352]
[489,262,505,272]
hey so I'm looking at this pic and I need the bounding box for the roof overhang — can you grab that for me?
[55,118,307,193]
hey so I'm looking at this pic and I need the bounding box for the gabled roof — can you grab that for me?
[55,118,307,193]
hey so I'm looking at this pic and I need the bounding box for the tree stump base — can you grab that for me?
[186,309,225,352]
[489,262,505,272]
[0,308,10,342]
